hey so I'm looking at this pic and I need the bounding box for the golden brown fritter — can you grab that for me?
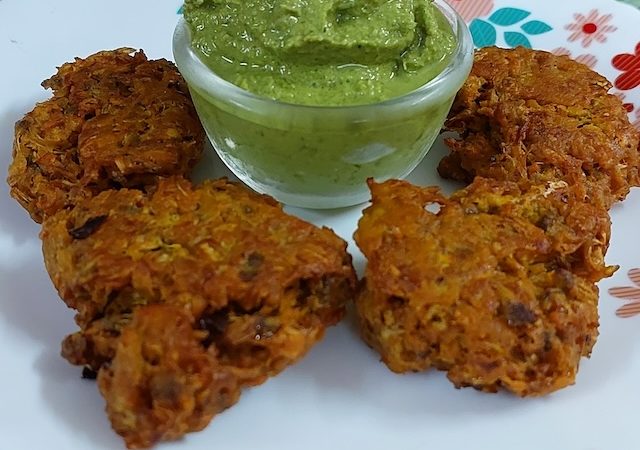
[354,178,616,397]
[41,176,356,447]
[98,305,240,449]
[439,47,640,209]
[7,48,204,223]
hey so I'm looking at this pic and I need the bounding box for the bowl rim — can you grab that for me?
[173,0,474,111]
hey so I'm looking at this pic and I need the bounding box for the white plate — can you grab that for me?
[1,1,639,449]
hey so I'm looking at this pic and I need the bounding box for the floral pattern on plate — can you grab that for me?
[609,269,640,318]
[466,7,553,48]
[612,42,640,91]
[565,10,617,48]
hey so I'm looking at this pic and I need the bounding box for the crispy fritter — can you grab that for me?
[354,178,616,396]
[7,48,204,223]
[439,47,640,209]
[98,305,240,449]
[41,176,356,447]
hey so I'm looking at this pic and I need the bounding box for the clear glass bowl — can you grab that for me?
[173,0,473,209]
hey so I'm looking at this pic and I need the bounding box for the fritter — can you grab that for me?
[41,176,356,447]
[98,305,240,449]
[7,48,204,223]
[354,178,616,397]
[439,46,640,209]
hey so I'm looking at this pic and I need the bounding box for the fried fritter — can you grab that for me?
[7,48,204,223]
[354,178,616,396]
[98,305,239,449]
[439,47,640,209]
[41,176,356,447]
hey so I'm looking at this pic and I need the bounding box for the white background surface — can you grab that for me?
[0,1,639,449]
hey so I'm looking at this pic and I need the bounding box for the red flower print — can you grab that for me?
[612,42,640,91]
[565,10,617,48]
[551,47,598,69]
[609,268,640,318]
[449,0,494,22]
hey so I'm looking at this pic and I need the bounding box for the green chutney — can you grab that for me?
[183,0,456,106]
[178,0,465,208]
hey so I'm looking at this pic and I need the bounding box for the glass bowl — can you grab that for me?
[173,0,473,209]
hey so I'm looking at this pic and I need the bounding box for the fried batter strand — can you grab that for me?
[354,179,616,396]
[8,48,204,222]
[439,47,640,208]
[41,177,356,447]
